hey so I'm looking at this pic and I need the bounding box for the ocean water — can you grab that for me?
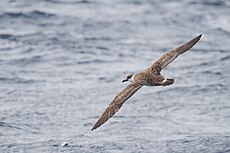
[0,0,230,152]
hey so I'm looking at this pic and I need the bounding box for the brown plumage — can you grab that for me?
[91,83,142,130]
[91,34,202,131]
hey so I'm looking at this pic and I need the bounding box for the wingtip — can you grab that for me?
[196,34,203,42]
[190,34,202,45]
[91,123,100,131]
[91,126,96,131]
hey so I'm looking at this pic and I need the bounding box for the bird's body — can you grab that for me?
[91,34,202,131]
[131,71,170,86]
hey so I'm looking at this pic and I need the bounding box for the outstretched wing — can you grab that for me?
[148,34,202,73]
[91,83,143,130]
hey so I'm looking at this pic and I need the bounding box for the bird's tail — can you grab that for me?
[162,78,174,86]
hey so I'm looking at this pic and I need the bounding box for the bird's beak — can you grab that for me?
[122,79,128,83]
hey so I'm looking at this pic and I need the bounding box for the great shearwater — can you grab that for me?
[91,34,202,131]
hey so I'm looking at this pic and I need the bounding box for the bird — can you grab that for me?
[91,34,202,131]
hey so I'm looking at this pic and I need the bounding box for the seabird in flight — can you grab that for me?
[91,34,202,131]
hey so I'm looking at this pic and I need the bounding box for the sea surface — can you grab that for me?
[0,0,230,152]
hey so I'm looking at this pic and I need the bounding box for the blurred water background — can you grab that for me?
[0,0,230,152]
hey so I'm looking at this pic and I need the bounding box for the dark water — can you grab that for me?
[0,0,230,152]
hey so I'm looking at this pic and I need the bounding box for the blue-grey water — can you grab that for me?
[0,0,230,152]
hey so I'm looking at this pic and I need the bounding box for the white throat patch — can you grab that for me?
[130,74,135,82]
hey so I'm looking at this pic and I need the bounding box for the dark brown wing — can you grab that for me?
[148,34,202,73]
[91,83,142,130]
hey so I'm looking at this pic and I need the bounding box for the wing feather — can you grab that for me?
[149,34,202,73]
[91,83,142,130]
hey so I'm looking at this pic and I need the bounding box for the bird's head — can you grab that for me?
[122,74,134,83]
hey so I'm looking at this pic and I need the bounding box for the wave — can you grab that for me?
[0,10,56,19]
[0,34,17,41]
[190,0,229,8]
[45,0,91,4]
[220,55,230,61]
[77,59,113,64]
[7,55,43,66]
[0,76,44,84]
[0,121,22,130]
